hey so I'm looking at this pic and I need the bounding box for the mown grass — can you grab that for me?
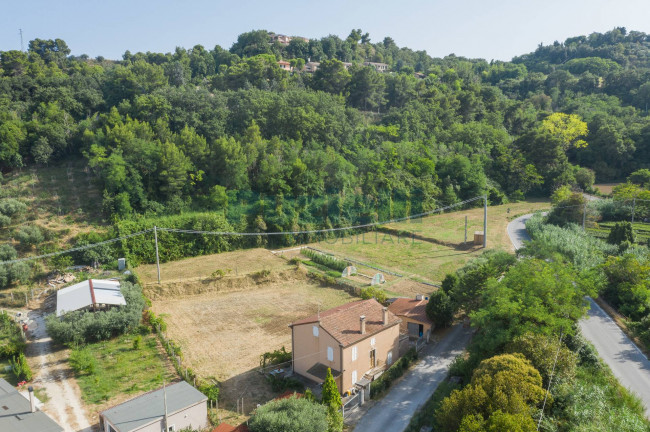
[72,333,176,404]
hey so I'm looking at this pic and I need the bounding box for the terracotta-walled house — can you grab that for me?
[289,299,401,395]
[388,295,433,342]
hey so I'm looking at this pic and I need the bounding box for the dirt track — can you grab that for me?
[27,311,92,432]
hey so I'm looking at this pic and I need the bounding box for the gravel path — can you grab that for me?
[27,310,92,432]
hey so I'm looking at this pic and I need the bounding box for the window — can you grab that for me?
[351,370,358,385]
[313,326,319,337]
[352,346,358,361]
[327,346,334,362]
[166,426,175,432]
[370,337,376,346]
[387,351,393,365]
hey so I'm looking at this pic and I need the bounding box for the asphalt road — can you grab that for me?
[506,213,535,250]
[352,324,473,432]
[507,214,650,418]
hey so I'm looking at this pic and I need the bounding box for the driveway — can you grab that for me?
[352,324,473,432]
[507,214,650,418]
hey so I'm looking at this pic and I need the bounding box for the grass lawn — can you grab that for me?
[73,333,176,406]
[310,200,550,284]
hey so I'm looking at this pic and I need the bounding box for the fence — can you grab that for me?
[342,392,361,418]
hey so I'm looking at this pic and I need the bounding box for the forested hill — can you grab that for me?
[1,27,649,223]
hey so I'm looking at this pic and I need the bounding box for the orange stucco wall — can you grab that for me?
[292,322,341,385]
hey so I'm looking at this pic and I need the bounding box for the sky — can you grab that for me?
[2,0,650,61]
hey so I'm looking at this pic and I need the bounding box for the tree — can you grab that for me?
[437,354,544,432]
[15,225,44,248]
[248,396,328,432]
[312,59,351,95]
[321,368,341,409]
[426,290,455,328]
[607,222,635,246]
[628,169,650,187]
[347,65,386,111]
[470,259,594,354]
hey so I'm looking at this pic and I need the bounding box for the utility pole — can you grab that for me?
[154,226,161,284]
[163,379,169,432]
[19,29,23,52]
[632,197,636,224]
[483,195,487,248]
[464,215,468,244]
[582,204,587,230]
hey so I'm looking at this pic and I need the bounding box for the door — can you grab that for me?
[370,349,376,367]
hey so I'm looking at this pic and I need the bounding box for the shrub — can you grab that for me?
[370,348,417,398]
[360,286,388,304]
[69,348,97,375]
[249,396,328,432]
[0,199,27,218]
[260,346,291,369]
[266,374,304,393]
[505,333,577,387]
[198,381,219,402]
[607,222,635,245]
[10,352,32,381]
[301,249,347,272]
[15,225,44,247]
[132,335,142,350]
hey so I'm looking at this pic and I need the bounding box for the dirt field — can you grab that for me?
[150,269,354,410]
[138,248,288,285]
[594,183,621,196]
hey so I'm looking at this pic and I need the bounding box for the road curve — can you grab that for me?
[352,324,473,432]
[507,214,650,418]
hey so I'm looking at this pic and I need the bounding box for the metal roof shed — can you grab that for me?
[56,279,126,317]
[99,381,208,432]
[0,379,63,432]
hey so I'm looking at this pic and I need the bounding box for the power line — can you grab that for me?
[536,331,564,431]
[0,195,485,266]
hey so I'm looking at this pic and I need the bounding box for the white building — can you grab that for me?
[56,279,126,316]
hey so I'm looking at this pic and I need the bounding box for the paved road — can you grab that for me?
[353,324,473,432]
[507,214,650,418]
[506,213,537,250]
[579,298,650,417]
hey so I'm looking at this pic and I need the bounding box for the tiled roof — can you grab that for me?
[290,299,400,347]
[388,298,432,325]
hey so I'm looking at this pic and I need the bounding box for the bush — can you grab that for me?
[360,286,388,304]
[505,333,577,387]
[249,396,328,432]
[132,335,142,350]
[607,222,636,245]
[46,282,146,345]
[15,225,44,247]
[198,381,219,402]
[266,374,305,392]
[10,352,32,381]
[0,199,27,218]
[370,348,417,398]
[260,346,291,369]
[300,249,348,272]
[69,348,97,375]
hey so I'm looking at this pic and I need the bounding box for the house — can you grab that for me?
[0,379,63,432]
[99,381,208,432]
[363,61,390,72]
[56,279,126,317]
[289,299,401,396]
[388,294,433,342]
[304,61,320,73]
[269,33,309,46]
[277,60,292,71]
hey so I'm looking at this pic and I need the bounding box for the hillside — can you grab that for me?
[0,27,649,275]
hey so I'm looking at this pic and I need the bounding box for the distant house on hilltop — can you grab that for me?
[56,279,126,317]
[269,32,309,45]
[277,60,292,71]
[304,61,320,73]
[363,61,389,72]
[289,299,401,396]
[99,381,208,432]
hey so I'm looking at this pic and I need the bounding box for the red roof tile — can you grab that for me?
[213,423,250,432]
[290,299,401,347]
[388,298,432,325]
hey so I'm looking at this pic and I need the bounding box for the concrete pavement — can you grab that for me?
[507,214,650,418]
[352,324,473,432]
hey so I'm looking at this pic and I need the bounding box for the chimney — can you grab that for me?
[28,386,35,413]
[383,307,388,326]
[360,316,366,334]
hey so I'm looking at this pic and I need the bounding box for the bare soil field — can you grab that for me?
[149,268,354,410]
[138,248,287,285]
[594,183,621,196]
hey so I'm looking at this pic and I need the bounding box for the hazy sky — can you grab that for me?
[2,0,650,61]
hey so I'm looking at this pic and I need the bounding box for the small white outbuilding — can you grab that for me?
[56,279,126,317]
